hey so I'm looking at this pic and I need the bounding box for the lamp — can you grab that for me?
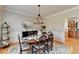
[34,5,44,24]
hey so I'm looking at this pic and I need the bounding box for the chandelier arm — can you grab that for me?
[34,5,44,24]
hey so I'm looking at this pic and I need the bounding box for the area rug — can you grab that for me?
[7,44,70,54]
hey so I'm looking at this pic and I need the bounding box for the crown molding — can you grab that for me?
[1,6,79,19]
[2,7,34,18]
[45,6,79,18]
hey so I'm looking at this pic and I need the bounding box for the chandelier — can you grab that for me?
[34,5,44,24]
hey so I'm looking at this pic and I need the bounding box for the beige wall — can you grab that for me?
[2,11,33,43]
[44,6,79,42]
[0,6,4,36]
[2,10,43,43]
[44,14,65,42]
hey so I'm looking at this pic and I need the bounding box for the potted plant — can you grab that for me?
[41,25,46,33]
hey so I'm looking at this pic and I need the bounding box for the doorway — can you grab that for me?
[68,20,76,38]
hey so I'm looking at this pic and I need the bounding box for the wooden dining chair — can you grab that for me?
[32,34,49,54]
[39,34,49,53]
[48,33,54,50]
[18,35,29,54]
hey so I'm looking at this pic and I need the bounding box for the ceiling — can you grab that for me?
[3,5,77,17]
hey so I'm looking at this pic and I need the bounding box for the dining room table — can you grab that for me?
[22,32,54,54]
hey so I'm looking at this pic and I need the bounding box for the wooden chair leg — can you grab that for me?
[51,40,53,50]
[43,48,46,54]
[20,50,22,54]
[46,46,49,53]
[32,45,37,54]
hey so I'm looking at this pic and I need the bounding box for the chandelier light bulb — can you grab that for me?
[34,19,37,23]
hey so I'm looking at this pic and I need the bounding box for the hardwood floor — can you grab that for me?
[0,43,18,54]
[0,37,79,54]
[65,38,79,54]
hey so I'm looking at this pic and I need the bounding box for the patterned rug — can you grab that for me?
[7,44,70,54]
